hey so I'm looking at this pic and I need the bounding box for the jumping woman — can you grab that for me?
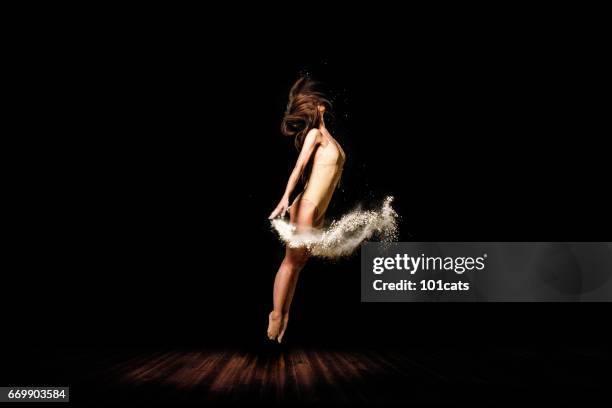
[267,77,346,343]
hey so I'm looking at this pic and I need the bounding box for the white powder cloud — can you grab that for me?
[271,196,398,259]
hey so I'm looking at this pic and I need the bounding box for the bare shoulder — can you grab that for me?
[305,128,322,144]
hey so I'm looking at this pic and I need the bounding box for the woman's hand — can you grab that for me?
[269,196,290,219]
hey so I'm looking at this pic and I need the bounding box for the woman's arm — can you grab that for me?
[269,129,321,219]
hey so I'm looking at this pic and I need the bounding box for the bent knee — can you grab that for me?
[285,250,309,269]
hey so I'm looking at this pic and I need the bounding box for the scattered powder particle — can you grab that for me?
[271,196,398,259]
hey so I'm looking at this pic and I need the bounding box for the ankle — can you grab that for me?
[270,310,282,320]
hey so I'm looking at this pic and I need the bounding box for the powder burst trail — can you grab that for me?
[270,196,398,259]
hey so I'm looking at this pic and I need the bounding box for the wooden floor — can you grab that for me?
[109,348,425,404]
[3,345,610,404]
[90,346,610,404]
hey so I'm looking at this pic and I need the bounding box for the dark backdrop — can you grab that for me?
[6,31,610,350]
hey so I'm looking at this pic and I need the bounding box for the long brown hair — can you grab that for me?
[281,76,331,151]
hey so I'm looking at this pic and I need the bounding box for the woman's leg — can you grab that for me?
[267,199,318,342]
[268,245,309,342]
[277,207,325,342]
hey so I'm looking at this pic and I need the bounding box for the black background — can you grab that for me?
[5,23,611,352]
